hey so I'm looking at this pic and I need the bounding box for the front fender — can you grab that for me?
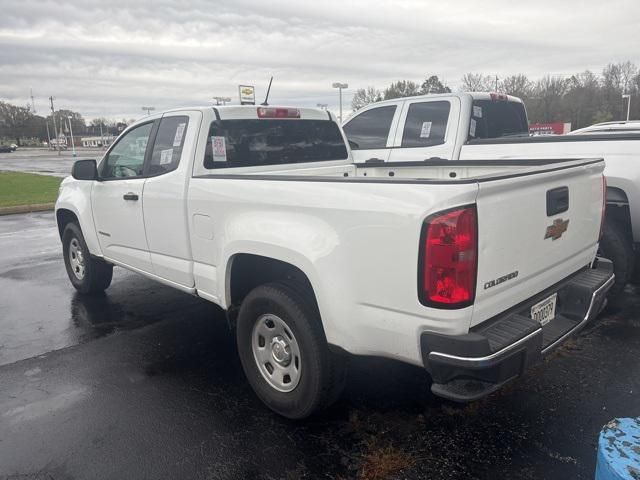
[55,178,102,257]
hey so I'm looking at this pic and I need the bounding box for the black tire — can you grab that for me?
[62,222,113,294]
[599,221,634,298]
[236,281,346,419]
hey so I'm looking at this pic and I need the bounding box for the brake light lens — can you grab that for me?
[419,206,478,308]
[257,107,300,118]
[489,93,508,101]
[599,175,607,240]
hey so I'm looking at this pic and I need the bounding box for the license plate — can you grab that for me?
[531,293,557,326]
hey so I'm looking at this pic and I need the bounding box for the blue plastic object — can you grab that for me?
[596,418,640,480]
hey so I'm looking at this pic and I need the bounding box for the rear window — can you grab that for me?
[203,119,348,169]
[401,101,450,147]
[469,100,529,140]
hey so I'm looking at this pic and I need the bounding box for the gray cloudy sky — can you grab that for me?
[1,0,639,121]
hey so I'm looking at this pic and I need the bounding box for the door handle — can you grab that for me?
[123,192,139,201]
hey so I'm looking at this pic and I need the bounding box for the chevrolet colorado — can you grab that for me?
[56,105,613,418]
[343,92,640,296]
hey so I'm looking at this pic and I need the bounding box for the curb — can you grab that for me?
[0,203,55,216]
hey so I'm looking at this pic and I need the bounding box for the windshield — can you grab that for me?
[469,100,529,140]
[203,119,348,169]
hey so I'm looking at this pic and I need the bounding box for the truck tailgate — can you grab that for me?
[471,159,605,327]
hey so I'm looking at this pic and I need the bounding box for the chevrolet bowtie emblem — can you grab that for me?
[545,218,569,240]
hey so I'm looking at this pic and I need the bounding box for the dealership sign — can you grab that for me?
[529,122,572,135]
[239,85,256,105]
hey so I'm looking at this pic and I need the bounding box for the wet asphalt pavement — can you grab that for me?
[1,213,639,480]
[0,148,98,177]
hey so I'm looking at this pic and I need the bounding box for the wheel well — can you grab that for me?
[56,209,79,239]
[228,254,317,308]
[605,187,632,244]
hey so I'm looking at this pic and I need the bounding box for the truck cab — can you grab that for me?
[343,92,528,163]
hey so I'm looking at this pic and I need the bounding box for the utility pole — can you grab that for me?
[332,82,348,123]
[49,96,60,156]
[316,103,328,110]
[45,121,51,148]
[67,116,76,157]
[495,75,499,91]
[141,106,155,116]
[30,88,36,113]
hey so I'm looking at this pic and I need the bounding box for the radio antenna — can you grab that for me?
[261,76,273,106]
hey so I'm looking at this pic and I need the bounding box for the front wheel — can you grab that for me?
[62,222,113,294]
[236,282,346,419]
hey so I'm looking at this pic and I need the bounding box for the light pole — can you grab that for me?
[67,116,76,157]
[316,103,328,110]
[332,82,348,123]
[142,106,155,116]
[622,94,631,121]
[213,96,231,106]
[49,96,60,155]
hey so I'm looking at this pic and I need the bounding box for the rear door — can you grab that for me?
[92,121,155,272]
[470,160,605,327]
[388,96,459,162]
[342,103,401,163]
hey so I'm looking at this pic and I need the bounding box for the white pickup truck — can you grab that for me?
[343,92,640,297]
[56,105,613,418]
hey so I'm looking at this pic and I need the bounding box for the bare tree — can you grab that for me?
[460,73,494,92]
[531,76,569,122]
[500,75,533,99]
[351,86,382,111]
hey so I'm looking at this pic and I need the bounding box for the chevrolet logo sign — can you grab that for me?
[545,218,569,240]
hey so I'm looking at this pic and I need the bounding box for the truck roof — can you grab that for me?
[152,105,334,121]
[354,92,524,109]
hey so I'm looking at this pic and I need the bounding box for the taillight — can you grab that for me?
[419,205,478,308]
[599,175,607,240]
[257,107,300,118]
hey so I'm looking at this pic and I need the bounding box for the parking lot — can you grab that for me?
[0,148,97,177]
[0,207,639,479]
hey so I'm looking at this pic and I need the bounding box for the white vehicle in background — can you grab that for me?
[56,105,612,418]
[343,92,640,297]
[568,120,640,135]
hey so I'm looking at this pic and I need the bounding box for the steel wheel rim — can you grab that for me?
[68,237,86,280]
[251,314,301,392]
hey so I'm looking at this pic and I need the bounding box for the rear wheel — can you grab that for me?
[599,221,634,299]
[236,282,346,419]
[62,222,113,294]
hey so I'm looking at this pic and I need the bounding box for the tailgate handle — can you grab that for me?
[547,187,569,216]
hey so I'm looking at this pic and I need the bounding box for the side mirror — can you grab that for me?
[72,159,98,181]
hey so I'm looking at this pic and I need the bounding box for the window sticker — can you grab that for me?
[173,123,186,146]
[469,118,477,137]
[420,121,432,138]
[160,148,174,165]
[473,106,483,118]
[212,136,227,162]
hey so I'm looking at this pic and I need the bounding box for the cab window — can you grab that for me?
[343,106,396,149]
[147,116,189,175]
[101,122,153,179]
[401,101,450,147]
